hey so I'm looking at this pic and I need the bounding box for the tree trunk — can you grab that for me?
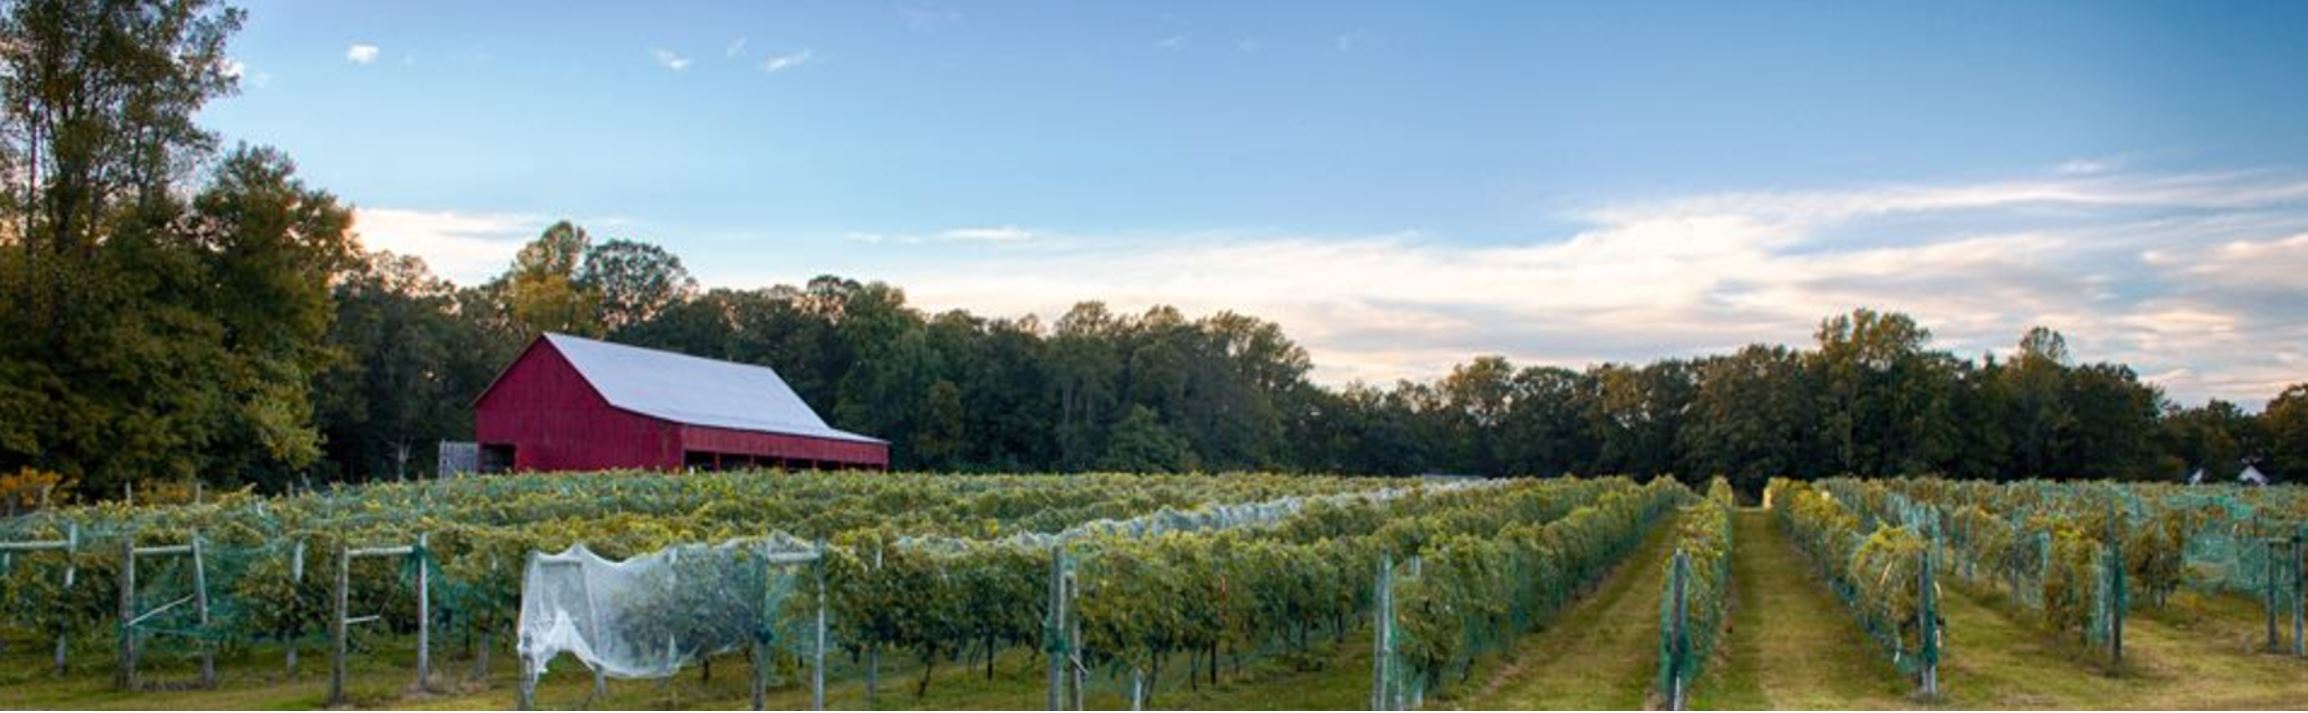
[916,649,938,699]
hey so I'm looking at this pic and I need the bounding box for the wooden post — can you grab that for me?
[518,652,538,711]
[116,536,136,691]
[1668,549,1689,711]
[1069,567,1084,712]
[867,545,882,704]
[2271,539,2283,653]
[813,540,827,711]
[2293,534,2304,657]
[288,540,304,676]
[55,523,76,677]
[519,551,540,711]
[1130,668,1145,711]
[751,636,769,711]
[2109,540,2124,667]
[193,534,214,688]
[1919,543,1938,697]
[1047,544,1066,711]
[330,546,350,707]
[1369,552,1391,711]
[416,532,431,692]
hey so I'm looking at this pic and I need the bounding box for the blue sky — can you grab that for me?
[200,1,2308,406]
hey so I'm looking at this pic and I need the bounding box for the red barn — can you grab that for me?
[472,333,889,472]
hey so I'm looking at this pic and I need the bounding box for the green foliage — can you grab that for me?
[1099,405,1196,474]
[1656,478,1732,697]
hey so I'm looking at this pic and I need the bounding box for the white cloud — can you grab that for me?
[1155,35,1186,50]
[779,169,2308,406]
[651,48,692,71]
[2059,157,2123,175]
[725,37,748,58]
[352,208,542,284]
[841,226,1038,245]
[941,226,1035,243]
[346,43,380,65]
[761,48,817,73]
[900,6,962,31]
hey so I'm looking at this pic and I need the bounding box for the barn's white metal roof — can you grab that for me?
[544,333,884,444]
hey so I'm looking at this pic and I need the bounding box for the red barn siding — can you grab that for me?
[473,337,890,472]
[474,340,682,471]
[680,424,889,467]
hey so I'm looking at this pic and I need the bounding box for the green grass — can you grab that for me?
[1689,509,1916,710]
[1447,511,1684,710]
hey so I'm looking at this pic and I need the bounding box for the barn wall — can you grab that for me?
[679,425,890,468]
[473,340,682,471]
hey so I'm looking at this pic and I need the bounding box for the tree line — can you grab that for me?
[0,0,2301,503]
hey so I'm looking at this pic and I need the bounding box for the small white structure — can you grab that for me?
[2238,464,2269,486]
[2186,467,2206,485]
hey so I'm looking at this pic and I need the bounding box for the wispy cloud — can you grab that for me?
[2059,157,2121,175]
[1336,31,1363,52]
[353,208,542,284]
[844,226,1039,245]
[1155,35,1186,50]
[773,169,2308,406]
[899,5,962,31]
[724,37,748,58]
[345,43,380,65]
[1236,38,1263,53]
[761,48,816,73]
[941,226,1035,242]
[651,48,692,71]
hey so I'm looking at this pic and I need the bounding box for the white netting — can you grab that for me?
[895,478,1502,554]
[517,534,819,679]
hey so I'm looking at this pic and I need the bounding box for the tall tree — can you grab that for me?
[579,238,696,336]
[2258,384,2308,482]
[504,221,600,337]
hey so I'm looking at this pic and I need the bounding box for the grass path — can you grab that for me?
[1451,511,1683,710]
[1687,509,1914,710]
[1926,576,2308,709]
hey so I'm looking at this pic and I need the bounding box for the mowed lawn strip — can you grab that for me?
[1452,510,1683,710]
[1933,580,2308,710]
[1688,509,1914,710]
